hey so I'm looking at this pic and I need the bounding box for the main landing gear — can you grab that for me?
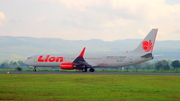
[82,68,95,72]
[82,68,87,72]
[89,68,95,72]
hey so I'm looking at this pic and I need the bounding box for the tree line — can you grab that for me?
[0,60,28,69]
[123,60,180,71]
[0,60,180,71]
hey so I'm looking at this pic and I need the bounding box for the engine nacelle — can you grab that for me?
[60,63,74,69]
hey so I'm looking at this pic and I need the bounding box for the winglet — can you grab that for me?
[79,47,86,57]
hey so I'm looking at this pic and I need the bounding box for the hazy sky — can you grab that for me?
[0,0,180,41]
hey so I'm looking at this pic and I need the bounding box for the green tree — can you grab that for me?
[9,61,14,68]
[133,64,141,72]
[17,60,29,68]
[0,61,10,69]
[139,62,154,71]
[16,67,22,71]
[161,60,170,70]
[13,62,18,69]
[155,60,170,70]
[171,60,180,72]
[155,61,162,70]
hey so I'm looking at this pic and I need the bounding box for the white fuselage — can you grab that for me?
[24,52,152,68]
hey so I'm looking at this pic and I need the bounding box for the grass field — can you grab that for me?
[1,68,180,73]
[0,74,180,101]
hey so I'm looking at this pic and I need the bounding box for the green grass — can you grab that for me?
[1,69,180,73]
[0,74,180,101]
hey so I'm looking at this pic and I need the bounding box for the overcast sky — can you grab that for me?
[0,0,180,41]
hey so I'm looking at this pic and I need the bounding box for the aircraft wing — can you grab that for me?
[73,47,96,68]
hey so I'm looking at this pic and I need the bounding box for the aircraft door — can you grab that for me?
[34,55,38,63]
[129,56,133,64]
[103,56,106,62]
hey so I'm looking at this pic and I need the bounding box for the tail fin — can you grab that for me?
[130,29,158,54]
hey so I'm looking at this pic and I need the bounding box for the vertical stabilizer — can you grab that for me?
[130,29,158,54]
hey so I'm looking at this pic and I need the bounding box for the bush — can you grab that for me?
[16,67,22,71]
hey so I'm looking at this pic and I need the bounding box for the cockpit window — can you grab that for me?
[27,57,32,59]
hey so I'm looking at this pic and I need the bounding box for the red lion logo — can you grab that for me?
[142,40,153,52]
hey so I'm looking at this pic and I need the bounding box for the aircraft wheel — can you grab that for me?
[33,67,36,72]
[89,68,95,72]
[33,69,36,72]
[82,68,87,72]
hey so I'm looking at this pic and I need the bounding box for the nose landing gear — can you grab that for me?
[33,66,36,72]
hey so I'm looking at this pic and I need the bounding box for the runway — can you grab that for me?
[1,71,180,75]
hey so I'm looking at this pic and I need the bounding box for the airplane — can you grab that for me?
[23,29,158,72]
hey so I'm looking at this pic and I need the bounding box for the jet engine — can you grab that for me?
[60,63,74,69]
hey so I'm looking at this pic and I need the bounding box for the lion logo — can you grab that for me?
[142,40,153,52]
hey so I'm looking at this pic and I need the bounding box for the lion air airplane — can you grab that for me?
[23,29,158,72]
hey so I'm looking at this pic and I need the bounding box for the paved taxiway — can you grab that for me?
[0,71,180,75]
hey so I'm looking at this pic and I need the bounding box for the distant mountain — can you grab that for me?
[0,36,180,62]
